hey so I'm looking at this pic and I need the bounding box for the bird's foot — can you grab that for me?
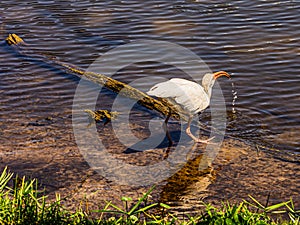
[194,136,215,144]
[186,124,215,144]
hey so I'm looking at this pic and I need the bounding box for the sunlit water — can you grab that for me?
[0,0,299,210]
[1,0,299,154]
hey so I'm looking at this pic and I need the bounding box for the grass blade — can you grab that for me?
[128,185,155,215]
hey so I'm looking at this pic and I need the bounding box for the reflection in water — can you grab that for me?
[160,148,212,204]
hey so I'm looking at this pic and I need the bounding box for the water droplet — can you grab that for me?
[231,81,237,114]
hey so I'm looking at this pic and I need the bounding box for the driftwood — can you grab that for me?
[6,33,188,121]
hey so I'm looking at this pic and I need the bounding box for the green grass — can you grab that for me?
[0,167,299,225]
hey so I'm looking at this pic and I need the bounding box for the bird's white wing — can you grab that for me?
[147,78,210,114]
[147,79,188,97]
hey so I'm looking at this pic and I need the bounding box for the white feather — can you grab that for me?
[147,78,210,114]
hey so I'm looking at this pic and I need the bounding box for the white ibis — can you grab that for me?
[147,71,230,143]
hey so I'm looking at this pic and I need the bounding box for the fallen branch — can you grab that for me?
[6,33,188,121]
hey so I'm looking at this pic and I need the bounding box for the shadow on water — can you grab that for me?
[123,129,182,154]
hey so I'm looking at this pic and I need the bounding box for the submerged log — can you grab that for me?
[6,33,189,121]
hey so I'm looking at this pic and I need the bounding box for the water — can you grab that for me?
[230,81,237,114]
[0,0,299,212]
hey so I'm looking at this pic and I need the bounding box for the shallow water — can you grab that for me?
[0,0,299,212]
[1,0,299,155]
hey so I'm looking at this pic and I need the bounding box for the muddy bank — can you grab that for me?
[1,114,299,215]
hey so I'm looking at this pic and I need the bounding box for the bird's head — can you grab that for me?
[202,71,230,95]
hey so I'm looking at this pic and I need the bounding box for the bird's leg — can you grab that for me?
[186,116,214,143]
[163,111,173,146]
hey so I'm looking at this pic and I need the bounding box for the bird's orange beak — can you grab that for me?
[213,71,230,79]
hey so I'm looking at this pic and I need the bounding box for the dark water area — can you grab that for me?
[0,0,299,214]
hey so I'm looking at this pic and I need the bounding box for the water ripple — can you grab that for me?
[0,0,299,156]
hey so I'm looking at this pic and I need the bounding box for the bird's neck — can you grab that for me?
[208,88,213,98]
[202,77,214,98]
[204,86,213,98]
